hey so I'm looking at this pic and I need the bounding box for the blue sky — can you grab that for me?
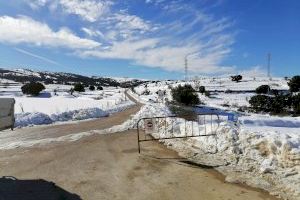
[0,0,299,79]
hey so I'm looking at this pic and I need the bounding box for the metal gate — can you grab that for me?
[136,113,221,153]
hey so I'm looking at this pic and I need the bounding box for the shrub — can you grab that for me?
[270,95,290,114]
[249,95,272,112]
[21,82,45,96]
[288,75,300,92]
[74,83,85,92]
[89,85,95,91]
[142,89,150,95]
[256,85,270,94]
[292,94,300,114]
[249,94,292,114]
[199,86,206,94]
[69,88,74,95]
[225,89,233,93]
[171,84,200,105]
[204,91,210,97]
[284,76,289,81]
[271,89,279,96]
[231,75,242,82]
[168,104,198,121]
[97,86,103,90]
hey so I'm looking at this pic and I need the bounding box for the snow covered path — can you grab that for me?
[0,92,141,149]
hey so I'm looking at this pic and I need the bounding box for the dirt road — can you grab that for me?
[0,93,278,200]
[0,129,277,200]
[0,91,141,145]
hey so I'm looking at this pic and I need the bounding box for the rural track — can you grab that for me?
[0,91,278,200]
[0,90,142,145]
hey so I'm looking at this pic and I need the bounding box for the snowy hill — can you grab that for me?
[0,68,146,87]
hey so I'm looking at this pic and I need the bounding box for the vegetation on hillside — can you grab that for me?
[249,76,300,115]
[21,82,45,96]
[171,84,200,106]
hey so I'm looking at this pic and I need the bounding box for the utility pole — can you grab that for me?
[184,56,188,82]
[267,53,271,78]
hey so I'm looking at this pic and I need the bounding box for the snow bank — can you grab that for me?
[240,115,300,128]
[159,121,299,199]
[51,108,108,122]
[122,102,300,200]
[1,87,136,127]
[15,112,53,127]
[15,101,134,128]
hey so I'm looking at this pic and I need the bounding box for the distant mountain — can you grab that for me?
[0,68,146,87]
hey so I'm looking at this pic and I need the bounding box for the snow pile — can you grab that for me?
[240,114,300,128]
[119,102,299,200]
[51,108,109,122]
[153,116,300,200]
[15,112,53,127]
[15,101,134,127]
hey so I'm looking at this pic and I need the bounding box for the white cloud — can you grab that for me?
[81,27,104,38]
[24,0,112,22]
[59,0,112,22]
[77,3,235,74]
[79,34,235,74]
[25,0,49,10]
[0,16,100,49]
[113,13,152,31]
[99,12,157,40]
[20,0,235,74]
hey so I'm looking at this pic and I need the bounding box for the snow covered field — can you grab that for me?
[130,77,299,200]
[0,75,299,199]
[0,80,134,127]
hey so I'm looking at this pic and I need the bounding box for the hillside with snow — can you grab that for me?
[0,68,146,87]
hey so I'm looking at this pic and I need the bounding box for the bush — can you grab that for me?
[288,75,300,92]
[97,86,103,90]
[270,95,290,114]
[284,76,289,81]
[74,83,85,92]
[292,94,300,114]
[171,84,200,105]
[256,85,270,94]
[271,89,279,96]
[204,91,210,97]
[249,94,292,114]
[249,95,272,112]
[168,104,198,121]
[89,85,95,91]
[142,89,150,95]
[231,75,242,82]
[199,86,206,94]
[69,88,74,95]
[225,89,233,93]
[21,82,45,96]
